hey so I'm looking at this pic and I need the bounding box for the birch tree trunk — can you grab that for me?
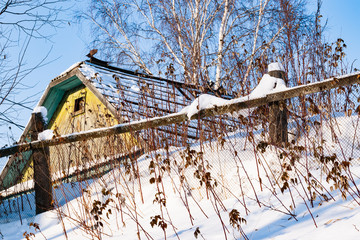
[214,0,230,90]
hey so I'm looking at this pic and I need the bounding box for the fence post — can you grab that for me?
[268,69,288,146]
[30,112,53,214]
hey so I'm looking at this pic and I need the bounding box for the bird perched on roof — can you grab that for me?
[86,49,109,67]
[86,49,98,58]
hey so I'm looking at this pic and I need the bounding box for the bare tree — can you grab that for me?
[82,0,344,95]
[0,0,66,136]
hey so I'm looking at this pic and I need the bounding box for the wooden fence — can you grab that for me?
[0,70,359,213]
[1,72,359,158]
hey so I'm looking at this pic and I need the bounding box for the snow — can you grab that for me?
[59,62,82,76]
[180,94,229,119]
[131,85,140,92]
[182,70,287,119]
[32,106,48,123]
[249,73,287,98]
[79,63,99,79]
[38,129,54,140]
[268,62,285,72]
[0,112,359,239]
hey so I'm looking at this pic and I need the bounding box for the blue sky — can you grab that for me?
[319,0,360,69]
[1,0,359,145]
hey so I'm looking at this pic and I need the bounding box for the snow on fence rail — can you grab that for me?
[0,72,359,158]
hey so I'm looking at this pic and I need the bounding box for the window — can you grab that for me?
[74,96,85,115]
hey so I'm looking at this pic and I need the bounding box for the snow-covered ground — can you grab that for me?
[0,112,359,240]
[1,63,359,239]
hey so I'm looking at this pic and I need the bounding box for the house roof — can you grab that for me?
[78,61,191,121]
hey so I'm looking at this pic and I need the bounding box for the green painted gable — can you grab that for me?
[43,75,83,122]
[0,75,84,189]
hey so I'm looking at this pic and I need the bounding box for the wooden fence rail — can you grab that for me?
[0,72,359,159]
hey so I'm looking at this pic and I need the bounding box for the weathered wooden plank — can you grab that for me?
[0,149,145,200]
[0,72,359,158]
[267,73,360,102]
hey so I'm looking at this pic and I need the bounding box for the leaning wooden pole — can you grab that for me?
[30,112,53,214]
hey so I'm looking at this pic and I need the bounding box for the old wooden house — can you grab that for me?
[0,58,233,191]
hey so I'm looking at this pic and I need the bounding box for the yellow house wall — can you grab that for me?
[21,85,134,182]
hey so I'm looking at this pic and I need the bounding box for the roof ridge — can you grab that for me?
[83,59,198,88]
